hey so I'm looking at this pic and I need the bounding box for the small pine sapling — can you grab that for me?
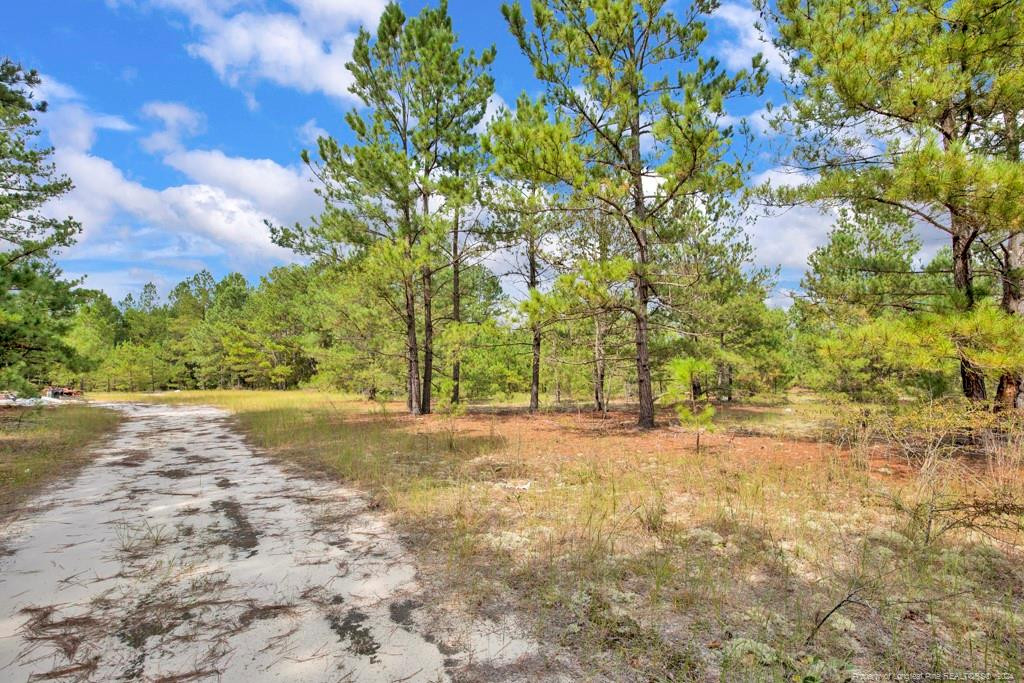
[664,357,716,453]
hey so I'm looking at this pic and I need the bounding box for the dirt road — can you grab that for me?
[0,404,542,682]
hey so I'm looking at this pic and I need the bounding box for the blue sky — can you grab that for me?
[10,0,826,304]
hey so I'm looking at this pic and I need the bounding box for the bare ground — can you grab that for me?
[0,403,561,682]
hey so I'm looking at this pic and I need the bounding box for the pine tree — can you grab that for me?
[274,1,493,414]
[495,0,765,427]
[0,60,82,393]
[763,0,1024,401]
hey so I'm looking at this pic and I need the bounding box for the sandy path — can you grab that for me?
[0,403,540,682]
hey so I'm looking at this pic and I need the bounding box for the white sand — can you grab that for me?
[0,403,539,682]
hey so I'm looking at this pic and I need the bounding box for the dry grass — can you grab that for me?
[93,390,1024,681]
[0,404,121,514]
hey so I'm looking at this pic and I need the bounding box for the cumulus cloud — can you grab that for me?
[52,143,292,262]
[162,148,319,224]
[35,76,135,153]
[35,74,81,103]
[46,105,135,153]
[50,150,163,238]
[36,84,307,282]
[746,167,833,270]
[114,0,387,102]
[749,204,834,269]
[160,183,291,259]
[297,118,328,146]
[141,101,205,152]
[712,2,786,77]
[289,0,386,33]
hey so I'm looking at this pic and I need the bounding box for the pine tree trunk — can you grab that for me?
[952,227,987,401]
[628,29,655,429]
[553,336,561,404]
[418,191,433,415]
[451,208,461,405]
[634,274,655,428]
[528,235,541,413]
[530,325,541,412]
[593,316,606,412]
[593,229,609,413]
[996,231,1024,409]
[630,177,655,426]
[996,113,1023,411]
[405,279,422,415]
[942,110,987,403]
[421,268,433,415]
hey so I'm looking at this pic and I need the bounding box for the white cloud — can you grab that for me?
[188,12,356,99]
[746,167,833,270]
[54,142,294,263]
[141,101,205,152]
[38,87,304,272]
[749,204,834,269]
[766,288,797,310]
[160,183,291,259]
[64,267,176,302]
[722,106,775,137]
[35,74,81,103]
[162,148,318,224]
[712,2,786,77]
[298,118,328,146]
[50,150,164,239]
[752,166,811,190]
[117,0,387,102]
[749,107,776,136]
[289,0,387,31]
[45,104,134,153]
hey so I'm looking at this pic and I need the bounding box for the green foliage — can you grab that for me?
[800,208,934,318]
[663,357,716,451]
[0,60,79,259]
[764,0,1024,401]
[803,302,1024,401]
[664,358,714,411]
[493,0,768,426]
[273,1,495,414]
[41,0,1024,420]
[0,61,83,394]
[443,318,529,400]
[764,0,1024,242]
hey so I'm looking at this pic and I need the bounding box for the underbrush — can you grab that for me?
[95,390,1024,681]
[0,405,121,511]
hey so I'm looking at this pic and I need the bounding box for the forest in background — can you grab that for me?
[5,0,1024,425]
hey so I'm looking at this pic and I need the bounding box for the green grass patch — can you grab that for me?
[1,404,121,510]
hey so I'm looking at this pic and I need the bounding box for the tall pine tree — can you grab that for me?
[494,0,765,426]
[762,0,1024,401]
[274,1,494,414]
[0,60,82,393]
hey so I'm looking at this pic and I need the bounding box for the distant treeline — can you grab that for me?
[52,262,791,406]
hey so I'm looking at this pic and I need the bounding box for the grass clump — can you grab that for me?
[1,405,121,511]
